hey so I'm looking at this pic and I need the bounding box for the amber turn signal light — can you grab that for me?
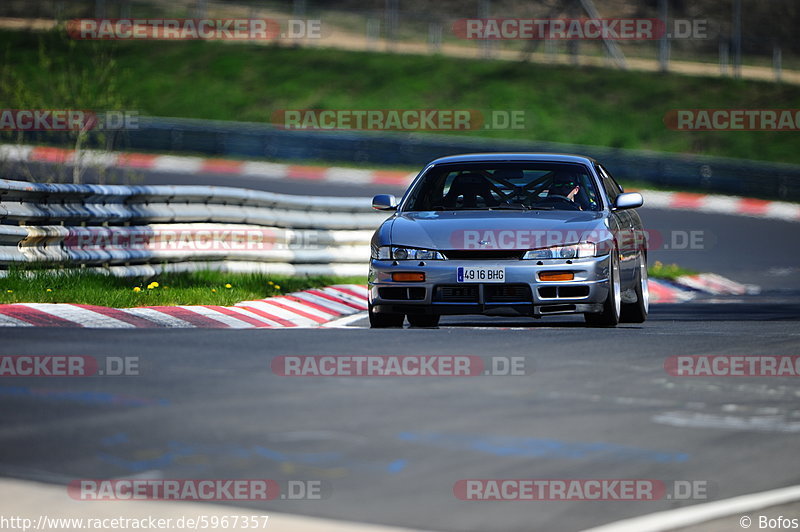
[392,272,425,282]
[539,271,574,281]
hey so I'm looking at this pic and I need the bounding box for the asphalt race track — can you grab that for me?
[1,161,799,531]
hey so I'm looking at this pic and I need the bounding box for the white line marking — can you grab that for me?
[652,411,800,433]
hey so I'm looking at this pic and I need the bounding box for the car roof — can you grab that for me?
[427,153,598,166]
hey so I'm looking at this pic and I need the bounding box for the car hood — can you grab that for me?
[390,210,609,250]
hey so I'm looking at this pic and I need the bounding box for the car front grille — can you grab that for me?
[433,284,533,304]
[442,250,525,260]
[433,285,479,302]
[485,284,533,302]
[378,287,426,300]
[537,285,590,299]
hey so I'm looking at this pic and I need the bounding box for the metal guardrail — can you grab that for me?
[0,179,384,276]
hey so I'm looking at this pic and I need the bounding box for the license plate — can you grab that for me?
[457,266,505,283]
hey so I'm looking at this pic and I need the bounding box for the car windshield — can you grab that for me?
[402,162,601,212]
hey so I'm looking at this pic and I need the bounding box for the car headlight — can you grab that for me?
[373,246,392,260]
[373,246,445,260]
[522,243,597,259]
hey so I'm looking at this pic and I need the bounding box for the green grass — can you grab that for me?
[0,268,365,307]
[2,29,800,165]
[648,261,698,281]
[0,264,690,307]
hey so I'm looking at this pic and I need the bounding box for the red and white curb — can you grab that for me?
[648,279,695,304]
[0,284,368,329]
[0,279,723,328]
[674,272,760,295]
[637,189,800,222]
[4,143,800,222]
[0,144,416,187]
[649,273,761,302]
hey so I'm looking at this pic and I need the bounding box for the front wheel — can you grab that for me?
[369,307,404,328]
[407,313,440,328]
[585,252,621,327]
[620,254,649,323]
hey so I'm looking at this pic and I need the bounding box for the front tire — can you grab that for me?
[407,313,440,328]
[620,254,649,323]
[369,306,404,328]
[585,252,621,327]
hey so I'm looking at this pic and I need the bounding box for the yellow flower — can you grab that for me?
[268,281,274,285]
[211,288,217,293]
[274,285,281,290]
[225,283,232,289]
[46,288,52,292]
[151,281,159,288]
[6,289,12,293]
[133,287,141,292]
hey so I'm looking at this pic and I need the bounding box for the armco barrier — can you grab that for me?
[19,115,800,201]
[0,179,385,276]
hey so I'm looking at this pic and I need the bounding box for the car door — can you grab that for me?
[597,165,636,285]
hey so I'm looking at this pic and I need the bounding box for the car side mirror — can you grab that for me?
[372,194,398,211]
[614,192,643,210]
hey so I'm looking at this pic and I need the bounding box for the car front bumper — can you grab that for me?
[368,254,611,317]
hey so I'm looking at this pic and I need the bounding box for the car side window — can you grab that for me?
[597,165,621,204]
[600,165,624,193]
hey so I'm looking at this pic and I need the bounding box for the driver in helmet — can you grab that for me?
[547,172,583,209]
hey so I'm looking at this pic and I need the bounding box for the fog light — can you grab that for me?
[392,272,425,282]
[539,271,574,281]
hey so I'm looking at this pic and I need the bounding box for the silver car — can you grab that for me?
[368,153,648,328]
